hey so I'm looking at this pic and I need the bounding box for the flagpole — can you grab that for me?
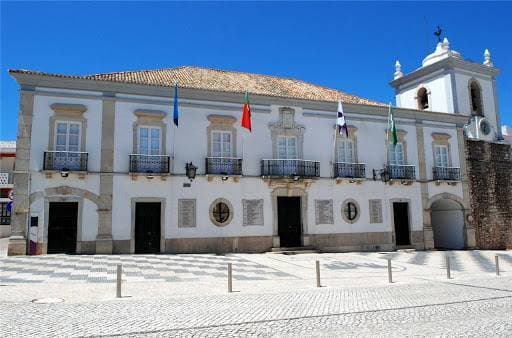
[385,103,391,167]
[172,83,178,174]
[331,98,339,179]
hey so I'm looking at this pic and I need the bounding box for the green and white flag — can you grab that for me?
[388,104,397,146]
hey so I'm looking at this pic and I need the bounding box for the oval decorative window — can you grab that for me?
[342,199,360,224]
[209,198,233,227]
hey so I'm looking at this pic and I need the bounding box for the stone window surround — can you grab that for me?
[132,109,167,155]
[48,103,87,152]
[209,198,234,227]
[341,198,360,224]
[206,114,237,157]
[334,125,358,163]
[415,86,432,111]
[269,107,305,159]
[384,129,408,164]
[468,78,484,117]
[431,132,453,167]
[130,197,166,254]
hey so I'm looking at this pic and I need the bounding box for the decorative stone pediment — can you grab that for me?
[207,114,236,125]
[431,132,451,142]
[269,107,305,159]
[51,103,87,115]
[134,109,166,120]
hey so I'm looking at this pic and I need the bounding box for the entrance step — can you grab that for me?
[270,246,319,254]
[396,245,416,252]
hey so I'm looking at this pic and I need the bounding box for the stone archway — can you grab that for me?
[30,186,103,208]
[427,194,465,249]
[29,186,103,254]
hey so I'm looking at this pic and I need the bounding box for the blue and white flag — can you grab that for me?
[336,101,348,137]
[173,83,179,127]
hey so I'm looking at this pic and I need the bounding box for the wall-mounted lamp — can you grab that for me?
[372,169,390,183]
[185,162,198,182]
[60,169,69,178]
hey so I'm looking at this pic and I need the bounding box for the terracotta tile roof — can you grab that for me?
[9,66,385,106]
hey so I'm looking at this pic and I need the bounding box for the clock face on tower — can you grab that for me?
[480,120,491,136]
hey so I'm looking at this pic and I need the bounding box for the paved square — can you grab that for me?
[1,250,512,337]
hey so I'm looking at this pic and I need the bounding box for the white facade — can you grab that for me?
[8,39,501,255]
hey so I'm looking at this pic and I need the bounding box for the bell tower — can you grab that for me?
[390,37,502,141]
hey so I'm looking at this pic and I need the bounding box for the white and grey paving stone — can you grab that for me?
[1,250,512,337]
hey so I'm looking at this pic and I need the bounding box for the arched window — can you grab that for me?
[469,80,483,116]
[417,88,429,110]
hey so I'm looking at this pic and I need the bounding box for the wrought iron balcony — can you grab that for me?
[43,151,88,172]
[385,164,416,180]
[333,162,366,179]
[261,159,320,178]
[205,157,242,176]
[129,154,170,174]
[433,166,460,181]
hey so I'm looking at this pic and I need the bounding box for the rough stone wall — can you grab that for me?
[466,140,512,249]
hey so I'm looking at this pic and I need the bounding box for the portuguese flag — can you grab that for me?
[241,92,252,132]
[388,104,397,146]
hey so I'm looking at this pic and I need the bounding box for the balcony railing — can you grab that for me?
[0,173,13,185]
[433,166,461,181]
[333,162,366,179]
[129,154,170,174]
[261,159,320,178]
[43,151,88,171]
[386,164,416,180]
[205,157,242,176]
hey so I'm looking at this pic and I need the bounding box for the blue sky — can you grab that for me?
[1,1,511,141]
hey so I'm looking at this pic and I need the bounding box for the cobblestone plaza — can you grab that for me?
[1,250,512,337]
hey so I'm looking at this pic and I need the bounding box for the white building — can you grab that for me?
[7,38,502,255]
[502,126,512,144]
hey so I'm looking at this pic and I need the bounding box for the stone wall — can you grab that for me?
[466,140,512,249]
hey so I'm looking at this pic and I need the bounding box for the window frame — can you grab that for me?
[209,198,233,227]
[337,138,355,163]
[54,120,82,152]
[388,142,405,166]
[211,130,233,158]
[137,125,162,155]
[341,199,360,224]
[277,135,298,159]
[433,144,449,168]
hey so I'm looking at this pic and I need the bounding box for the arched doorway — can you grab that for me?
[430,198,465,249]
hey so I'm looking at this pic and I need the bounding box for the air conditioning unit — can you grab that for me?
[463,116,495,142]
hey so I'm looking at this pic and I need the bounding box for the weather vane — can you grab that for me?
[434,25,443,43]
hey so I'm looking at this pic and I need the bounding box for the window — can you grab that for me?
[138,126,161,155]
[417,88,429,110]
[469,81,483,116]
[388,143,405,165]
[341,200,360,224]
[337,139,354,163]
[211,131,232,158]
[434,145,449,167]
[277,136,297,159]
[55,121,81,152]
[209,198,233,227]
